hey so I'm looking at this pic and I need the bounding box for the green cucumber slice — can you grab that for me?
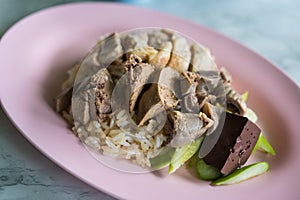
[196,160,222,180]
[242,91,249,102]
[169,137,204,174]
[254,134,276,155]
[150,147,175,170]
[212,162,269,186]
[244,107,258,123]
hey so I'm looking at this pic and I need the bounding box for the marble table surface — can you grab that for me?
[0,0,299,199]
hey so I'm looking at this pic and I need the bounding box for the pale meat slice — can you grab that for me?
[93,69,114,121]
[189,44,217,72]
[121,31,157,62]
[135,67,180,126]
[111,56,156,113]
[165,32,191,72]
[136,84,165,126]
[97,33,123,66]
[72,88,98,125]
[164,111,213,148]
[54,86,73,113]
[224,83,247,115]
[157,67,180,109]
[147,30,170,49]
[72,68,113,124]
[75,33,123,83]
[149,41,172,67]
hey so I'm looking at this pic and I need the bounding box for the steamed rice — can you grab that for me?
[72,109,167,168]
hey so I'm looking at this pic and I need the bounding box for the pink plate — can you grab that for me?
[0,2,299,199]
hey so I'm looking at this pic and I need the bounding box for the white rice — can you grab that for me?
[74,109,167,168]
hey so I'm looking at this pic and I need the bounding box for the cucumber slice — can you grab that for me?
[242,91,249,102]
[150,147,175,170]
[196,160,222,180]
[169,137,203,174]
[212,162,269,186]
[254,134,276,155]
[244,107,258,123]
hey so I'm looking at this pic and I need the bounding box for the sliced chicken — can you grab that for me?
[164,111,213,148]
[164,31,191,72]
[189,44,217,72]
[149,41,172,67]
[121,31,158,62]
[72,68,113,124]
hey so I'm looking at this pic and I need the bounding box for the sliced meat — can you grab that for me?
[157,67,180,109]
[202,102,224,135]
[54,86,73,113]
[220,67,232,83]
[135,67,180,125]
[200,112,261,175]
[136,84,165,126]
[149,41,172,67]
[107,64,127,82]
[97,33,123,66]
[72,68,113,124]
[164,111,210,148]
[180,72,202,113]
[72,88,98,125]
[189,44,217,72]
[148,30,170,49]
[224,83,247,115]
[164,31,191,72]
[180,71,226,113]
[93,69,114,121]
[121,31,158,62]
[128,63,156,112]
[111,55,156,113]
[75,33,123,82]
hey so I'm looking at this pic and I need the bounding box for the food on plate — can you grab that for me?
[54,28,275,185]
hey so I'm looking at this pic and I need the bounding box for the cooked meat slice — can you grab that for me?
[54,86,73,113]
[157,67,180,109]
[202,102,224,135]
[180,70,226,113]
[136,84,165,126]
[62,64,80,90]
[180,72,202,113]
[128,63,156,112]
[111,55,156,113]
[121,31,158,62]
[93,69,114,121]
[72,68,113,124]
[224,83,247,115]
[97,33,123,66]
[189,44,217,72]
[148,30,170,49]
[220,67,232,83]
[72,88,98,125]
[75,33,123,82]
[164,111,210,148]
[121,31,148,52]
[149,41,172,67]
[107,64,127,82]
[135,67,180,126]
[165,32,191,72]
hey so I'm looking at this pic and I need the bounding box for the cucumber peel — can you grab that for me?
[150,147,175,170]
[169,137,203,174]
[242,91,249,102]
[212,162,269,186]
[254,134,276,155]
[244,107,258,123]
[196,160,222,180]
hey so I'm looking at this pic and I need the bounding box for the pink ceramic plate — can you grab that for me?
[0,2,299,199]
